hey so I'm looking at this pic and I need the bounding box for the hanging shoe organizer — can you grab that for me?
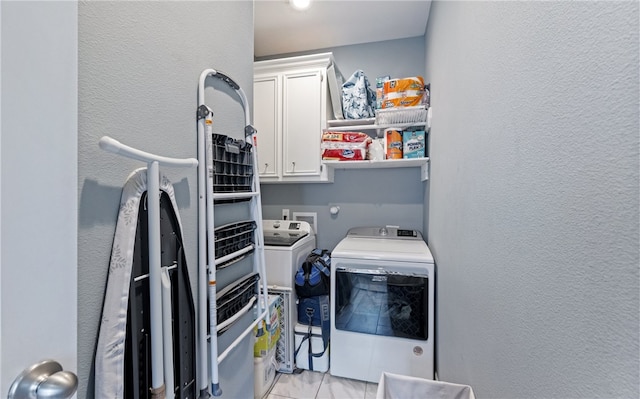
[196,69,270,398]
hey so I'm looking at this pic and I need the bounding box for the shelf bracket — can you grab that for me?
[421,161,429,181]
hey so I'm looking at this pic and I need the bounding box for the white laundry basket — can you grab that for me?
[376,372,475,399]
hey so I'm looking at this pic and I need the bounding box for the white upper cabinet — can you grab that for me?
[254,53,334,183]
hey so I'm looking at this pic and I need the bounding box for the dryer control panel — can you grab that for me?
[346,226,422,240]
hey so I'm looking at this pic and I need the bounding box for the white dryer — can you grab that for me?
[330,226,435,383]
[262,219,316,373]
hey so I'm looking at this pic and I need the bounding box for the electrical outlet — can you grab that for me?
[282,209,290,220]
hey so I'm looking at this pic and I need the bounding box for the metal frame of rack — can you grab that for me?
[197,69,270,398]
[266,286,295,373]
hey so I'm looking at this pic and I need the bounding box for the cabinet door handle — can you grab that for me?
[291,161,296,171]
[263,163,269,173]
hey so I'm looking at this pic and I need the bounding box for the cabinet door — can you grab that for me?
[254,74,280,179]
[282,69,324,177]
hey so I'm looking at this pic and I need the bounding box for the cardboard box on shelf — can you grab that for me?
[402,130,426,159]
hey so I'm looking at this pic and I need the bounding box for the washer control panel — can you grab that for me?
[269,221,302,230]
[397,229,418,237]
[262,220,312,247]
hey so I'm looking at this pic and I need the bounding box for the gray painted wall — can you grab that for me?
[261,168,426,250]
[424,1,639,398]
[78,2,253,397]
[259,37,429,250]
[1,1,78,392]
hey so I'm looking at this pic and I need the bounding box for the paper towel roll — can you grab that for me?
[385,129,403,159]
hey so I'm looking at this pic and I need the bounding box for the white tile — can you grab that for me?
[269,371,324,399]
[316,373,367,399]
[268,394,296,399]
[365,382,379,399]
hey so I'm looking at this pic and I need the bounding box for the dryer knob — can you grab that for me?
[379,227,388,236]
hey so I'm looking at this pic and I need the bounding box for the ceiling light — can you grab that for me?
[289,0,311,11]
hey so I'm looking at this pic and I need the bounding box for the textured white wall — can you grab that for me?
[77,2,253,397]
[425,1,639,397]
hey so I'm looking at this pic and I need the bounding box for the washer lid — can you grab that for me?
[333,235,434,264]
[262,219,312,247]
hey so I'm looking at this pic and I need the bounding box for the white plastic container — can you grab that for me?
[294,323,329,372]
[254,347,277,399]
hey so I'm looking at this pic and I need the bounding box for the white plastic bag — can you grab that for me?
[342,70,375,119]
[368,138,385,161]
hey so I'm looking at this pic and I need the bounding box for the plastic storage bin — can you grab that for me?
[294,323,329,372]
[211,133,254,193]
[214,220,256,259]
[216,272,260,334]
[376,372,475,399]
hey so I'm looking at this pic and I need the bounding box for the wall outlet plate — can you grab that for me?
[293,212,317,234]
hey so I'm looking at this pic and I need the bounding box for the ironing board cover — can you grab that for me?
[94,168,184,398]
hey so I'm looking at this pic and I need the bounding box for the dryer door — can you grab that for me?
[334,267,429,340]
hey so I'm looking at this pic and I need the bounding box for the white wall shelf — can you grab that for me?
[323,158,429,181]
[326,120,426,133]
[326,106,430,133]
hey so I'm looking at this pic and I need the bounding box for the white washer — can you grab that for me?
[330,226,435,383]
[263,220,316,288]
[263,219,316,372]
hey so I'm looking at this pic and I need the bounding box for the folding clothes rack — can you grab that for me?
[98,136,198,399]
[196,69,270,398]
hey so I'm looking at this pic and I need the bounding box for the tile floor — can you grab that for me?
[266,370,378,399]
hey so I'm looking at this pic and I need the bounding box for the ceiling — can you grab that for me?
[254,0,432,58]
